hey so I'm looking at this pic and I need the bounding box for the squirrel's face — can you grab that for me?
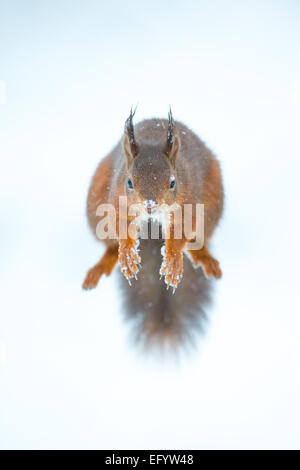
[125,146,178,215]
[122,110,181,216]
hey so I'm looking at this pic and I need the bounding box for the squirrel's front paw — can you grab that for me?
[118,242,141,284]
[160,246,183,293]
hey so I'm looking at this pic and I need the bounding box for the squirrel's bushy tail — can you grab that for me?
[118,225,212,351]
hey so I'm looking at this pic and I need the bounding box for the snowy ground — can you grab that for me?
[0,0,300,449]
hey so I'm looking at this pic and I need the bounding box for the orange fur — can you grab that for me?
[83,115,223,291]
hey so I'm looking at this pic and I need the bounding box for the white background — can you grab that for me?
[1,0,300,450]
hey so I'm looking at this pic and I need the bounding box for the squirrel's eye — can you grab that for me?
[170,177,176,189]
[127,178,134,189]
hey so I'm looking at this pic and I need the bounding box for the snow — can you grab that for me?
[143,199,157,209]
[0,0,300,451]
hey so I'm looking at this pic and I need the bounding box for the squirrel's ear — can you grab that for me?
[122,107,138,167]
[164,108,181,167]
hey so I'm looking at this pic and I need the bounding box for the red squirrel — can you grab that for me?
[83,109,223,345]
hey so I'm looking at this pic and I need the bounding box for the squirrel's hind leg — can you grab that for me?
[187,246,222,279]
[82,245,118,290]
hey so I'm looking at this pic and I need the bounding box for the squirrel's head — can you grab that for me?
[122,108,181,216]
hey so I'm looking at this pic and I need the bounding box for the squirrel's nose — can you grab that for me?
[144,199,157,214]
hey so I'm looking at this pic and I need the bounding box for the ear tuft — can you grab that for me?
[122,107,138,167]
[165,107,181,167]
